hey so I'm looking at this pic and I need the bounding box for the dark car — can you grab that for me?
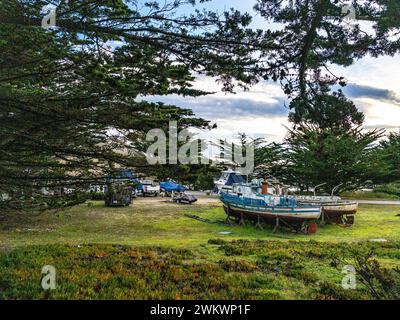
[172,193,198,204]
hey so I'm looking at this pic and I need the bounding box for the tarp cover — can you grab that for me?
[173,194,197,203]
[116,170,134,179]
[225,173,245,186]
[106,170,135,183]
[160,181,186,192]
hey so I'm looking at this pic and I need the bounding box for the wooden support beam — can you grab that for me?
[256,214,263,230]
[239,212,245,226]
[272,216,279,233]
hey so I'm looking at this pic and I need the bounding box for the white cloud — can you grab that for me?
[143,52,400,143]
[356,98,400,131]
[332,55,400,94]
[194,115,289,142]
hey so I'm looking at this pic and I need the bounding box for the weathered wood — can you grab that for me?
[272,217,280,233]
[256,214,263,230]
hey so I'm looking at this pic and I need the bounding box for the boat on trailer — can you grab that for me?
[220,183,322,234]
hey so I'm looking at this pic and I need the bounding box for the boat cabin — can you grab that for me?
[214,170,247,193]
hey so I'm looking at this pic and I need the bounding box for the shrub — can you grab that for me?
[316,281,366,300]
[219,259,258,273]
[208,238,226,245]
[375,182,400,197]
[88,192,105,201]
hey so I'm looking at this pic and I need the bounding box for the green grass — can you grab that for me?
[1,241,399,300]
[1,197,400,299]
[2,199,400,248]
[341,191,400,201]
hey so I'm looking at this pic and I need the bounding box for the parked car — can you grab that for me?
[172,192,198,204]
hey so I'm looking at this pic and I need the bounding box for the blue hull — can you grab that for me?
[220,192,321,221]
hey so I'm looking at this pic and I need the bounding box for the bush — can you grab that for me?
[195,171,217,191]
[208,238,226,245]
[351,252,400,300]
[316,281,366,300]
[341,191,400,200]
[219,259,258,273]
[375,182,400,198]
[88,192,105,201]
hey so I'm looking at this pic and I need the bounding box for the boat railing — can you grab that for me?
[331,183,344,198]
[313,183,327,196]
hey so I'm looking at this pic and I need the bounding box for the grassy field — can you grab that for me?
[1,196,400,299]
[341,191,400,201]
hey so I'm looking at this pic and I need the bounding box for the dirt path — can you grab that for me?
[134,194,220,206]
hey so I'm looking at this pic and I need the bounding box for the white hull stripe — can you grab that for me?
[225,204,321,219]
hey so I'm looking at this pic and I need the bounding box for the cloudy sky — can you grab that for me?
[146,0,400,143]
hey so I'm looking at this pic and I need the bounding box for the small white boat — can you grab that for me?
[295,196,358,225]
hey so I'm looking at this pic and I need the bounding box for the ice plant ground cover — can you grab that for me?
[0,197,400,299]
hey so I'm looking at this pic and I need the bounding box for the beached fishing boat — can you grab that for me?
[220,183,322,233]
[295,196,358,226]
[251,180,358,226]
